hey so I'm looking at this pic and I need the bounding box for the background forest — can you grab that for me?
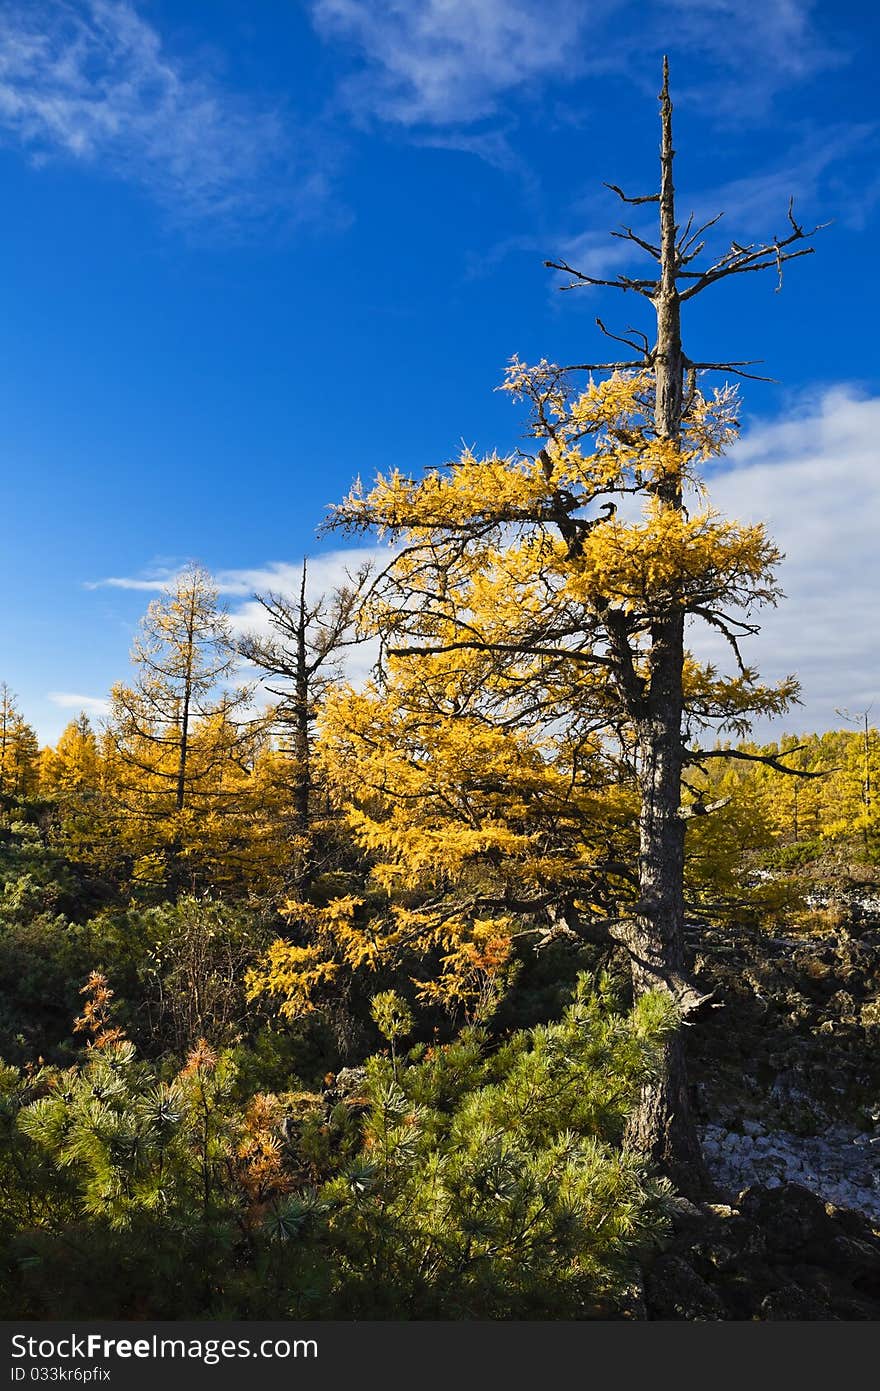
[1,548,878,1317]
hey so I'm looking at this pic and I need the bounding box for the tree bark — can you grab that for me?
[175,589,197,815]
[291,560,314,893]
[623,59,711,1194]
[169,588,197,895]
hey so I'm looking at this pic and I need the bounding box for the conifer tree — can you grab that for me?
[106,564,256,891]
[325,63,823,1189]
[39,713,106,863]
[238,559,369,893]
[832,709,878,851]
[0,684,40,805]
[40,713,101,799]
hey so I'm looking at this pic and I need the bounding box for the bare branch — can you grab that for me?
[686,746,829,778]
[690,606,760,673]
[544,258,657,297]
[685,358,777,383]
[556,359,648,372]
[610,226,661,259]
[595,317,652,359]
[680,244,818,301]
[386,639,612,666]
[677,211,724,264]
[604,182,660,205]
[678,796,731,820]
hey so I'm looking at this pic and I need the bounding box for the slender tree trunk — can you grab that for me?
[170,593,196,894]
[176,682,191,815]
[624,61,710,1193]
[862,713,871,850]
[291,561,314,893]
[0,689,9,798]
[175,596,197,814]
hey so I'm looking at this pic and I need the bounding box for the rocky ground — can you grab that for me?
[700,1122,880,1222]
[641,861,880,1318]
[642,1184,880,1319]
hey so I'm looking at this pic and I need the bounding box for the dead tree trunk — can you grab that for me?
[623,61,709,1191]
[291,560,315,893]
[237,559,370,897]
[546,59,818,1189]
[169,588,197,896]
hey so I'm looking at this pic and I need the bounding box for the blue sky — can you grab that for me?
[1,0,878,743]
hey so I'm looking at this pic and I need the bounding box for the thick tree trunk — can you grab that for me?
[623,60,710,1194]
[627,685,708,1191]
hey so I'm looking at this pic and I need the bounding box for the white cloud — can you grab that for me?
[549,228,637,286]
[412,125,541,199]
[84,572,175,592]
[90,547,389,601]
[309,0,605,126]
[221,550,387,694]
[89,547,390,691]
[0,0,320,225]
[0,2,846,231]
[308,0,840,130]
[223,549,389,603]
[223,426,879,731]
[684,124,875,236]
[48,690,111,715]
[667,0,844,117]
[692,387,880,735]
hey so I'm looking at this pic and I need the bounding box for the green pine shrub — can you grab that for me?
[0,972,674,1318]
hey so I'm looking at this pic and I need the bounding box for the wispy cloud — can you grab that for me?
[48,690,111,715]
[684,123,877,234]
[90,548,388,694]
[88,548,388,600]
[309,0,604,127]
[545,227,640,290]
[411,125,542,201]
[0,0,325,227]
[665,0,845,119]
[84,572,176,592]
[308,0,842,131]
[0,2,847,231]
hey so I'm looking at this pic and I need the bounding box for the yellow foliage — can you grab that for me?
[415,919,516,1023]
[262,350,805,1025]
[247,940,341,1020]
[564,504,781,613]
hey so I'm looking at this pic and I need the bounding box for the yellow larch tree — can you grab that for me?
[38,712,108,865]
[313,63,824,1190]
[0,683,40,807]
[105,564,261,893]
[825,715,879,852]
[308,642,640,1016]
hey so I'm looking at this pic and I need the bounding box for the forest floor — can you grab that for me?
[641,855,880,1318]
